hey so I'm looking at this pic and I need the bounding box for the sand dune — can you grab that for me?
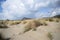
[0,18,60,40]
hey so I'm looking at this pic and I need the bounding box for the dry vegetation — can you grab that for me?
[0,21,8,28]
[0,33,10,40]
[0,17,60,29]
[47,32,53,40]
[0,17,60,40]
[21,17,60,32]
[21,20,45,33]
[46,18,60,22]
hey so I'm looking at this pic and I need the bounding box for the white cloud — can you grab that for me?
[35,12,50,18]
[50,8,60,17]
[1,0,58,20]
[35,0,60,18]
[35,8,60,18]
[50,11,57,17]
[34,1,50,10]
[1,0,29,20]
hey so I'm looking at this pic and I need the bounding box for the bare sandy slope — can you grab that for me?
[0,21,60,40]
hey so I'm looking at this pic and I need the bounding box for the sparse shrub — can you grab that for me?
[39,21,48,26]
[10,21,21,25]
[0,21,4,24]
[45,19,48,21]
[0,33,4,40]
[0,21,8,28]
[40,23,43,26]
[47,32,53,40]
[23,22,32,33]
[10,22,16,25]
[23,21,27,24]
[23,20,40,32]
[24,26,31,33]
[32,28,36,31]
[55,20,59,22]
[0,33,10,40]
[48,18,54,22]
[33,20,41,27]
[6,19,10,21]
[21,21,27,24]
[0,24,8,28]
[43,22,48,26]
[16,22,20,24]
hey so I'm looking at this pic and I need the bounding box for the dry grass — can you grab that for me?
[24,22,32,33]
[38,20,48,26]
[24,26,31,33]
[0,17,59,28]
[55,18,60,22]
[47,32,53,40]
[46,18,60,22]
[9,21,21,25]
[0,21,8,28]
[32,20,41,27]
[21,21,27,24]
[55,20,59,22]
[48,18,54,22]
[23,19,48,32]
[23,20,41,32]
[0,33,10,40]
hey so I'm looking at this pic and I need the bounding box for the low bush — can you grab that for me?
[43,22,48,26]
[48,18,54,22]
[33,20,41,27]
[24,27,31,33]
[47,32,53,40]
[0,33,10,40]
[55,20,59,22]
[0,24,8,28]
[10,21,21,25]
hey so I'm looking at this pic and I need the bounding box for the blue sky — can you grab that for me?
[0,0,60,20]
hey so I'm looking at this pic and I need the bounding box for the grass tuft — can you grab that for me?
[47,32,53,40]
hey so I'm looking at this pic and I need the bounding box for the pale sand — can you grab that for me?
[0,22,60,40]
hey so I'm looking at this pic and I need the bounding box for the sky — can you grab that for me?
[0,0,60,20]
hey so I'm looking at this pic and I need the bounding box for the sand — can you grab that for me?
[0,22,60,40]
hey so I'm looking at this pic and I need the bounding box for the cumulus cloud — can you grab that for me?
[35,0,60,18]
[51,8,60,17]
[35,12,51,18]
[50,0,60,17]
[0,0,50,20]
[1,0,28,20]
[0,0,60,20]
